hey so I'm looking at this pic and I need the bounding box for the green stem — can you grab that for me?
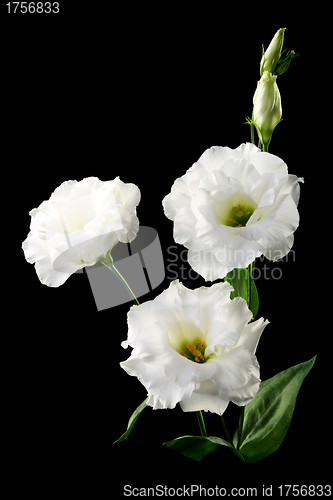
[262,143,269,152]
[220,414,246,461]
[238,407,244,444]
[100,250,140,306]
[250,123,254,145]
[220,416,233,445]
[250,110,255,145]
[196,411,207,437]
[247,262,254,310]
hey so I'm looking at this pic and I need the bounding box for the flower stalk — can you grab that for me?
[196,411,207,437]
[220,416,233,445]
[100,249,140,306]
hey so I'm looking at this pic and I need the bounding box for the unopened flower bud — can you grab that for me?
[252,71,282,149]
[260,28,286,76]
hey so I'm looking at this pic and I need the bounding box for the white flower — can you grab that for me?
[22,176,140,287]
[162,143,303,281]
[120,280,268,415]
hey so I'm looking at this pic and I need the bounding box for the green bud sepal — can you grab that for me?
[246,115,283,152]
[274,49,299,76]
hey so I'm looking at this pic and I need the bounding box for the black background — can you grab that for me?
[4,3,328,497]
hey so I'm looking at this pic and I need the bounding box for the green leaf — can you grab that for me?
[225,267,259,320]
[238,355,316,463]
[163,435,234,461]
[113,397,148,444]
[225,269,247,301]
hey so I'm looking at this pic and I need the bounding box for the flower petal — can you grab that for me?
[244,147,288,184]
[280,174,304,205]
[210,346,258,396]
[120,353,195,410]
[261,233,295,262]
[155,280,201,329]
[115,178,141,214]
[188,247,233,281]
[261,194,299,242]
[163,346,202,386]
[224,297,253,334]
[236,317,270,355]
[173,206,206,250]
[34,260,74,287]
[180,381,229,415]
[228,372,261,406]
[196,146,236,172]
[162,176,191,221]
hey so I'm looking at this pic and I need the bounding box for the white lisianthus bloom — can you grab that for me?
[22,176,140,287]
[162,143,303,281]
[120,280,269,415]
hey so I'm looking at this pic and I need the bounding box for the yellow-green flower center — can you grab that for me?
[214,194,257,228]
[179,340,209,363]
[225,204,254,228]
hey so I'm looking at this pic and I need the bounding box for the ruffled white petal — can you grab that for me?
[263,194,300,240]
[180,381,229,415]
[281,174,304,205]
[261,233,294,262]
[116,178,141,214]
[229,372,261,406]
[188,247,234,282]
[223,297,253,334]
[236,317,270,355]
[205,325,238,357]
[127,300,162,344]
[155,280,201,329]
[35,260,74,287]
[192,280,233,309]
[129,322,168,358]
[120,351,195,410]
[209,348,261,407]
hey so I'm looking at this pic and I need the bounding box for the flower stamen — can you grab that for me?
[186,343,196,352]
[225,202,255,228]
[182,341,206,363]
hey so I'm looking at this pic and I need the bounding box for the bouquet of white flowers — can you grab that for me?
[22,28,315,464]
